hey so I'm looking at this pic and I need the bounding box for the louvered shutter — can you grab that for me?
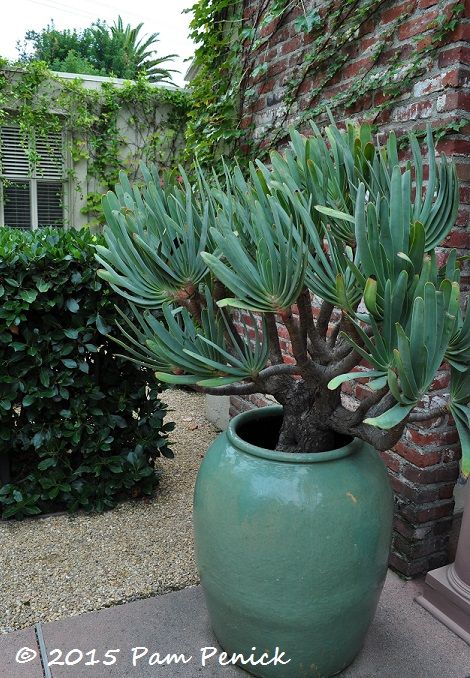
[36,131,63,178]
[0,127,29,177]
[37,182,63,227]
[3,181,31,228]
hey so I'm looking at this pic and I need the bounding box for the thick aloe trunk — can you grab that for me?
[273,379,343,452]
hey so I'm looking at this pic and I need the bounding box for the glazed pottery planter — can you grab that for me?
[193,406,393,678]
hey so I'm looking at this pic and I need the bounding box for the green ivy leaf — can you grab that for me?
[295,9,321,33]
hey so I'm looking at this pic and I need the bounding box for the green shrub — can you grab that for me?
[0,227,174,518]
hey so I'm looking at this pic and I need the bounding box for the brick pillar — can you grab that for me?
[233,0,470,576]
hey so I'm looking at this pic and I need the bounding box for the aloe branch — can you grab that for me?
[316,300,335,338]
[281,306,324,380]
[298,288,332,362]
[265,313,284,365]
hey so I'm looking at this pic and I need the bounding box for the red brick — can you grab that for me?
[259,19,277,39]
[459,185,470,204]
[342,57,373,81]
[393,516,434,540]
[455,163,470,182]
[402,461,460,484]
[389,474,442,502]
[382,1,416,24]
[419,0,438,7]
[361,36,378,51]
[406,427,460,447]
[398,10,439,40]
[281,36,302,55]
[252,96,267,112]
[416,34,434,51]
[449,21,470,41]
[395,441,442,467]
[456,207,470,226]
[444,228,470,248]
[400,499,455,523]
[437,90,470,112]
[392,100,434,122]
[442,67,467,87]
[389,549,448,577]
[393,532,449,559]
[438,483,456,499]
[282,354,296,365]
[240,115,253,129]
[379,449,402,473]
[439,45,470,67]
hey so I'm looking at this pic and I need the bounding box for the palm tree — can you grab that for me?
[91,16,178,83]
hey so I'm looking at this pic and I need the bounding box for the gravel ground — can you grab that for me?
[0,389,219,634]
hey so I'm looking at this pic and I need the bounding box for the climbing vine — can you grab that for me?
[186,0,465,165]
[0,60,189,225]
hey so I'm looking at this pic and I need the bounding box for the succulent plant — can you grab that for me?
[96,119,469,473]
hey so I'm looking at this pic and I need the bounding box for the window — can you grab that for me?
[0,126,65,229]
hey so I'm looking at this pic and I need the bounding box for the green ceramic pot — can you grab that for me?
[193,406,393,678]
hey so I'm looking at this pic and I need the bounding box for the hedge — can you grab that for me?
[0,227,174,518]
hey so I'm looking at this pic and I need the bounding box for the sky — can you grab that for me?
[1,0,195,87]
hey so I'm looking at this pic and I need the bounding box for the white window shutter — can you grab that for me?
[35,131,64,179]
[0,127,30,177]
[37,181,63,227]
[2,181,31,228]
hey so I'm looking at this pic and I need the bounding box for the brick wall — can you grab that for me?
[231,0,469,577]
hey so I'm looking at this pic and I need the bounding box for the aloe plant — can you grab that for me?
[96,120,469,474]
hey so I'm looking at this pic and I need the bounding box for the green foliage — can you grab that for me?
[16,17,177,83]
[184,0,245,167]
[97,118,469,469]
[0,63,189,225]
[0,227,174,519]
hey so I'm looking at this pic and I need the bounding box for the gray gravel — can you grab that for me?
[0,389,219,634]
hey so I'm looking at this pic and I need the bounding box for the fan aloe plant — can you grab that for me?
[96,119,469,474]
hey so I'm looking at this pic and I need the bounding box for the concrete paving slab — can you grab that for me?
[0,626,43,678]
[342,572,470,678]
[7,570,470,678]
[39,586,244,677]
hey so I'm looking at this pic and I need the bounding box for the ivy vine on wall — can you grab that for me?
[186,0,465,165]
[0,59,189,225]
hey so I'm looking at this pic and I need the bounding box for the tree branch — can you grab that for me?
[281,306,324,380]
[193,365,299,397]
[194,382,261,396]
[324,348,361,382]
[350,385,389,425]
[258,364,300,379]
[266,312,283,364]
[298,288,332,363]
[316,300,334,338]
[327,319,342,348]
[329,401,408,451]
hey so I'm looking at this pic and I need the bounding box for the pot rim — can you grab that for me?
[227,405,361,464]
